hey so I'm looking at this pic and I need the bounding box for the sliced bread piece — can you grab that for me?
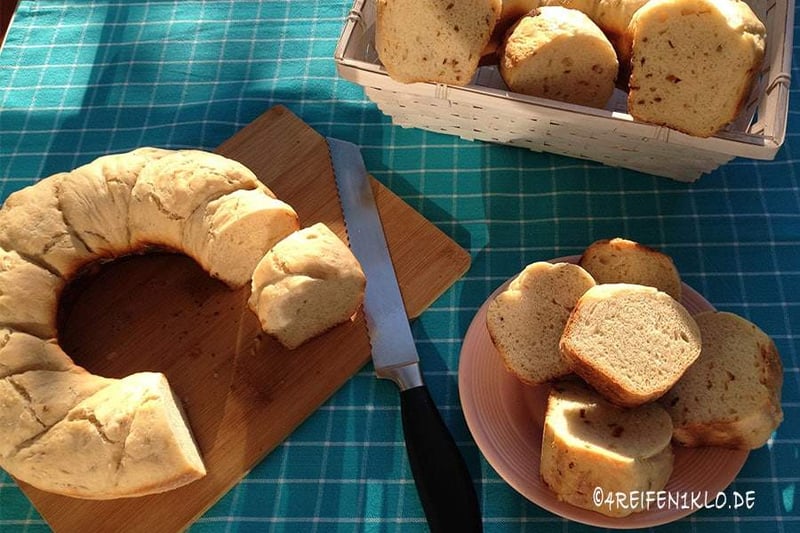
[128,149,261,251]
[182,185,300,288]
[248,223,366,349]
[0,247,65,339]
[661,311,783,449]
[541,379,674,517]
[579,238,682,301]
[499,6,619,109]
[559,283,702,407]
[0,173,98,278]
[486,261,596,385]
[376,0,502,85]
[626,0,766,137]
[1,372,206,499]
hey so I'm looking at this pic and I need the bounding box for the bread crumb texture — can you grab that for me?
[661,311,783,449]
[487,261,596,385]
[559,283,702,407]
[499,6,619,108]
[376,0,502,85]
[627,0,766,137]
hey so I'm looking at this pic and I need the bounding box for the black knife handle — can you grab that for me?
[400,384,482,533]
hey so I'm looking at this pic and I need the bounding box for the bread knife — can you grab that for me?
[328,138,482,533]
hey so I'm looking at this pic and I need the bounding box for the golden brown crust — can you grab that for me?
[540,380,674,517]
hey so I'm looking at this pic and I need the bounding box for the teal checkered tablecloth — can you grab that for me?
[1,1,798,531]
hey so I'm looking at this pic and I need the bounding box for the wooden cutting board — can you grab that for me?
[18,106,471,532]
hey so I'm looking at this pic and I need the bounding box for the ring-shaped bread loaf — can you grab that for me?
[0,148,366,499]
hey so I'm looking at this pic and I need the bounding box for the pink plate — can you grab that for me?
[458,256,749,528]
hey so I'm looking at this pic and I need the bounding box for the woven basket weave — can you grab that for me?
[334,0,793,182]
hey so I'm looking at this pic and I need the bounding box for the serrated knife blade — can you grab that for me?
[327,138,481,533]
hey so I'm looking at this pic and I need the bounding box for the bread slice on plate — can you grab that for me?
[560,283,702,407]
[579,238,682,301]
[486,261,596,385]
[376,0,502,85]
[541,379,674,517]
[661,311,783,449]
[626,0,766,137]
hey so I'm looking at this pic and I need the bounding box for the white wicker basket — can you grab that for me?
[334,0,793,181]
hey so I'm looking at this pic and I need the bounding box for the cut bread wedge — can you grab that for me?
[249,223,366,349]
[661,311,783,449]
[541,379,674,517]
[1,372,206,499]
[559,283,702,407]
[486,261,596,385]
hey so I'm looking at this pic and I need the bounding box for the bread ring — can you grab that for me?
[0,148,365,499]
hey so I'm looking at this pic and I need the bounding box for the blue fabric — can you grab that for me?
[1,1,798,531]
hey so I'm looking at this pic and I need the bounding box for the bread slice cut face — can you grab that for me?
[661,311,783,449]
[559,283,702,407]
[487,261,596,385]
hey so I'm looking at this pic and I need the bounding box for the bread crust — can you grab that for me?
[0,247,65,339]
[377,0,502,85]
[248,223,366,349]
[499,7,619,109]
[487,261,596,385]
[60,147,172,255]
[626,0,766,137]
[0,173,97,278]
